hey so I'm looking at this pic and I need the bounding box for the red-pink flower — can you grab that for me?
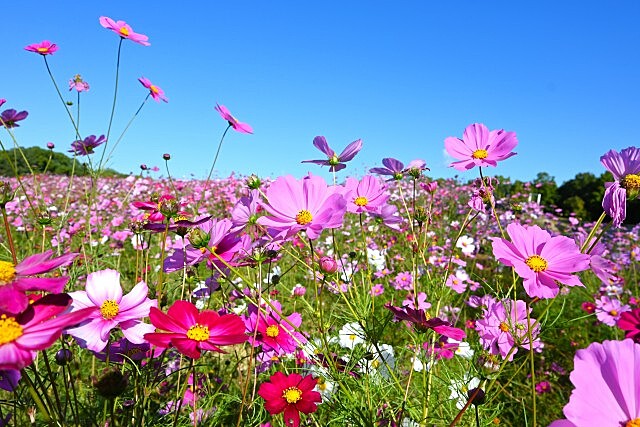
[99,16,150,46]
[258,371,322,427]
[618,307,640,343]
[445,123,518,171]
[138,77,168,103]
[0,294,93,370]
[24,41,58,55]
[214,103,253,134]
[243,301,306,356]
[0,250,78,315]
[144,300,247,359]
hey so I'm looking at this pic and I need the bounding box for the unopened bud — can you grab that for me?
[188,228,209,249]
[319,256,338,274]
[467,387,486,406]
[94,369,128,399]
[162,153,171,161]
[46,142,55,150]
[158,196,179,218]
[247,174,262,190]
[55,348,73,365]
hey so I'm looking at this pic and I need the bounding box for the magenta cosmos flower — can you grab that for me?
[342,175,389,214]
[550,339,640,427]
[618,307,640,343]
[0,294,93,370]
[66,269,157,352]
[491,223,591,299]
[445,123,518,171]
[302,136,362,172]
[69,134,106,156]
[24,40,58,55]
[258,371,322,427]
[257,174,346,240]
[0,109,28,129]
[600,147,640,227]
[243,301,307,356]
[138,77,168,103]
[99,16,150,46]
[144,300,247,359]
[214,103,253,134]
[0,250,78,315]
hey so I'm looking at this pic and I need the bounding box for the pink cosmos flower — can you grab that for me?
[491,223,591,299]
[66,269,157,352]
[214,103,253,134]
[257,174,346,240]
[144,300,247,359]
[618,307,640,343]
[550,339,640,427]
[0,250,78,315]
[68,134,106,156]
[243,301,306,356]
[24,40,58,55]
[342,175,389,214]
[138,77,168,103]
[258,372,322,427]
[600,147,640,227]
[595,295,629,326]
[385,304,466,341]
[69,74,90,92]
[99,17,150,46]
[0,294,93,370]
[445,123,518,171]
[302,136,362,172]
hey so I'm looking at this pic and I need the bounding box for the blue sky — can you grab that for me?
[2,1,639,184]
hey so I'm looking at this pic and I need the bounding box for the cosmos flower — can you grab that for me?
[302,136,362,172]
[66,269,157,352]
[445,123,517,171]
[385,304,466,341]
[342,175,389,214]
[214,103,253,134]
[258,371,322,427]
[68,134,106,156]
[99,16,150,46]
[618,307,640,343]
[550,339,640,427]
[93,337,151,363]
[595,295,629,326]
[144,300,247,359]
[243,301,306,355]
[69,74,90,92]
[369,158,405,180]
[600,147,640,227]
[0,250,78,315]
[257,174,346,240]
[138,77,168,103]
[24,40,58,55]
[0,109,28,129]
[491,223,591,299]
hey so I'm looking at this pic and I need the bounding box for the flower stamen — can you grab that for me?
[282,386,303,404]
[0,261,16,285]
[472,149,488,159]
[187,324,210,342]
[295,210,313,225]
[100,300,120,320]
[0,315,23,345]
[525,255,548,272]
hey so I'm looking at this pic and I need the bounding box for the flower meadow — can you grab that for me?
[2,18,640,427]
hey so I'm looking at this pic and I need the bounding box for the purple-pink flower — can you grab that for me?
[214,103,253,134]
[69,134,106,156]
[302,136,362,172]
[66,269,157,352]
[99,17,150,46]
[138,77,168,103]
[445,123,517,171]
[0,109,28,129]
[24,40,58,55]
[69,74,90,92]
[257,174,346,240]
[550,339,640,427]
[342,175,389,214]
[491,223,591,299]
[244,301,306,355]
[600,146,640,227]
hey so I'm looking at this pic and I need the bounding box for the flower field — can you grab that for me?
[1,15,640,427]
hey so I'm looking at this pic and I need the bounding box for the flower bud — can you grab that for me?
[319,256,338,274]
[140,164,148,171]
[46,142,55,150]
[467,387,486,406]
[0,181,15,207]
[162,153,171,161]
[247,174,262,190]
[188,228,209,249]
[158,195,179,218]
[55,348,73,365]
[94,369,128,399]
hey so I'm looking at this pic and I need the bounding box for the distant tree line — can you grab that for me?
[0,147,122,177]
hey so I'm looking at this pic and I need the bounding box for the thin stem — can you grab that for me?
[103,94,151,167]
[43,56,81,140]
[198,124,231,212]
[98,37,124,171]
[0,206,17,264]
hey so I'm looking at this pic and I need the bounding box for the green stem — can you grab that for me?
[198,124,231,213]
[43,56,81,140]
[98,37,124,171]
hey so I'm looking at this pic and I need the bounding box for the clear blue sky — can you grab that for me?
[2,1,639,184]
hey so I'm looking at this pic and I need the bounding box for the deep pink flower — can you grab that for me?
[0,250,78,315]
[144,300,247,359]
[24,40,58,55]
[66,269,157,352]
[214,103,253,134]
[0,294,93,370]
[302,136,362,172]
[69,74,90,92]
[424,336,459,360]
[550,339,640,427]
[243,301,306,356]
[491,223,591,299]
[99,17,150,46]
[618,307,640,343]
[257,174,346,240]
[258,371,321,427]
[138,77,168,103]
[385,303,466,341]
[445,123,517,171]
[0,109,28,129]
[600,147,640,227]
[342,175,389,214]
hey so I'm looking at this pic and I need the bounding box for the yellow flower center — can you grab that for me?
[354,196,368,207]
[626,419,640,427]
[295,210,313,225]
[525,255,548,272]
[119,27,130,37]
[610,310,618,316]
[0,261,16,285]
[472,149,488,159]
[499,322,509,332]
[328,154,340,165]
[186,324,210,342]
[150,85,159,94]
[37,47,49,53]
[622,174,640,190]
[266,324,280,338]
[0,315,23,345]
[73,74,83,82]
[282,386,303,404]
[100,300,120,320]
